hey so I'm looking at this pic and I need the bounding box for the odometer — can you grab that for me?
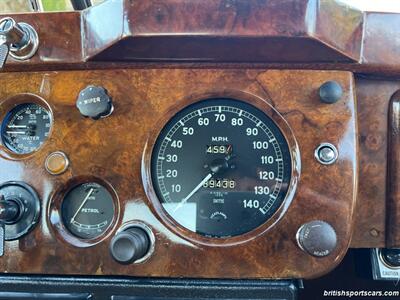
[151,98,293,238]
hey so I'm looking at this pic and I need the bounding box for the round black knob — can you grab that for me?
[381,249,400,267]
[76,85,113,119]
[319,81,343,104]
[296,220,337,257]
[110,227,150,264]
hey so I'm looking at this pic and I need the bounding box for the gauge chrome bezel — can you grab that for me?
[0,93,53,160]
[48,176,120,248]
[142,89,301,247]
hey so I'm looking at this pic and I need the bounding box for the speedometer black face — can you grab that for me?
[1,103,52,154]
[151,98,292,238]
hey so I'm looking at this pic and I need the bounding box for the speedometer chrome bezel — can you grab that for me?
[0,93,53,160]
[142,90,301,247]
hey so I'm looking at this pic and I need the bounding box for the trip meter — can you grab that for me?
[151,98,294,238]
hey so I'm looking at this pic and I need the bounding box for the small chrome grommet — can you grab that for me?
[314,143,338,165]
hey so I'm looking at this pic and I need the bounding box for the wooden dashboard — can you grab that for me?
[0,0,398,280]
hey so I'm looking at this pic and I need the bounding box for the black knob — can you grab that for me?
[0,194,23,257]
[319,81,343,104]
[0,183,41,257]
[381,249,400,267]
[296,220,337,257]
[76,85,113,119]
[0,196,20,224]
[110,227,150,264]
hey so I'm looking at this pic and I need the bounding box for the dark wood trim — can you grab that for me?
[386,92,400,248]
[0,0,400,77]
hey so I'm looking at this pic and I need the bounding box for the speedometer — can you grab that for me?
[151,98,294,238]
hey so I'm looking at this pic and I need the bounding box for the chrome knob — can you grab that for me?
[0,17,39,69]
[0,18,27,47]
[296,220,337,257]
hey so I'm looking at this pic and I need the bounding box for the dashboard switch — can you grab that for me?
[296,220,337,257]
[0,17,39,65]
[0,195,20,256]
[319,81,343,104]
[314,143,338,165]
[0,197,20,224]
[76,86,113,119]
[0,182,40,257]
[110,226,151,264]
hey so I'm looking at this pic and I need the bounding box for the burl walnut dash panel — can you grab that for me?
[0,69,356,279]
[351,79,400,248]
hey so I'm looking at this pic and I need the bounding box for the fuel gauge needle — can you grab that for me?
[70,188,94,224]
[173,173,212,213]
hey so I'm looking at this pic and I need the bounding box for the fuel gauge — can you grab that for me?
[61,182,115,240]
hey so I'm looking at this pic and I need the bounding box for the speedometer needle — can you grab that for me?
[70,188,94,224]
[173,173,213,212]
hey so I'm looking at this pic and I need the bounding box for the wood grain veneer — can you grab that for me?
[0,69,357,279]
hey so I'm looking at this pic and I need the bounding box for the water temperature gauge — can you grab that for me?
[1,103,52,154]
[61,182,116,240]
